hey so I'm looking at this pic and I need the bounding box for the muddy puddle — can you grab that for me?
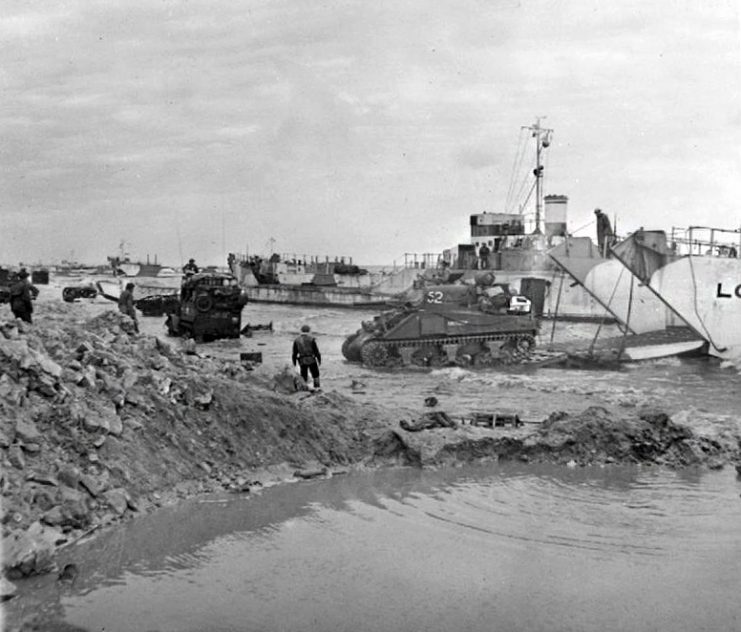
[8,463,741,631]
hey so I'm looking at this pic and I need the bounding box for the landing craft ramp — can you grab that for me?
[547,237,671,335]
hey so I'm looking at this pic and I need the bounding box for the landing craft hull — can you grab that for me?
[547,237,673,334]
[96,277,183,303]
[242,284,394,309]
[229,255,421,309]
[612,230,741,360]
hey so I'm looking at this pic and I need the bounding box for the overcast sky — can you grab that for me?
[1,0,739,267]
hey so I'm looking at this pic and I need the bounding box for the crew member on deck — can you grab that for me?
[292,325,321,391]
[594,209,614,256]
[478,242,491,269]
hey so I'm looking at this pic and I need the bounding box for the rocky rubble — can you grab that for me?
[0,305,390,587]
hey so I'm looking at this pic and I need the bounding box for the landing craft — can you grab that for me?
[611,226,741,360]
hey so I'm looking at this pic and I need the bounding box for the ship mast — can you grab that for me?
[524,118,553,235]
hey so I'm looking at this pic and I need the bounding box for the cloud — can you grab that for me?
[0,0,738,267]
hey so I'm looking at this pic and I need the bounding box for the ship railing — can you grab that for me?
[669,226,741,258]
[229,253,355,266]
[396,253,440,270]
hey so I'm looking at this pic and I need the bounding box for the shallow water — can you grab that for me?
[9,464,741,631]
[158,301,741,429]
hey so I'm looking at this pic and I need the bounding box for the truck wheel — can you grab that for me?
[194,295,213,313]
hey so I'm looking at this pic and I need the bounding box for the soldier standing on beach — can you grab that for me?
[118,282,139,332]
[9,269,39,323]
[292,324,321,390]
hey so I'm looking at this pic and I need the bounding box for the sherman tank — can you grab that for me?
[341,283,539,368]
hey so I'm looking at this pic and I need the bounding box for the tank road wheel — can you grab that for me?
[427,345,448,368]
[515,334,536,353]
[361,341,389,368]
[455,341,486,367]
[500,334,536,364]
[410,345,447,368]
[341,336,353,361]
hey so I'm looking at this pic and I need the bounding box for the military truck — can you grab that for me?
[165,272,247,341]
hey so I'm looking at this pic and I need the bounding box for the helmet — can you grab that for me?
[301,324,311,332]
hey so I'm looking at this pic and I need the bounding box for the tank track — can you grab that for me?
[359,332,538,369]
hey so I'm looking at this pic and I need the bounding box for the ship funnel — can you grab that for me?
[544,195,568,237]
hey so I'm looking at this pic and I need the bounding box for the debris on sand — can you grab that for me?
[400,411,456,432]
[433,406,740,468]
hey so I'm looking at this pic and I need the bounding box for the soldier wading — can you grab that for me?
[292,324,321,390]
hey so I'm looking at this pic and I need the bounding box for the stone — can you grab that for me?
[76,341,94,358]
[41,506,64,527]
[98,436,122,460]
[0,576,17,602]
[0,428,11,448]
[193,391,213,410]
[8,445,25,470]
[32,488,57,512]
[33,374,58,398]
[60,498,92,528]
[61,368,82,384]
[103,488,128,515]
[57,464,81,489]
[79,474,103,497]
[0,323,20,340]
[182,339,197,355]
[0,375,25,406]
[14,418,41,444]
[108,415,123,437]
[26,471,58,487]
[59,486,85,504]
[35,353,62,378]
[121,370,138,390]
[124,417,143,431]
[77,365,98,388]
[22,442,41,454]
[82,414,110,434]
[2,521,58,578]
